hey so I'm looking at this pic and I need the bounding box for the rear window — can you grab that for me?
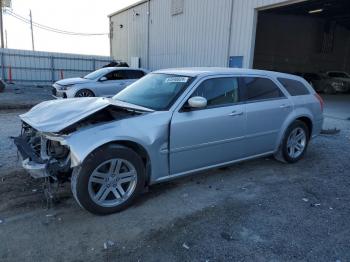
[278,78,310,96]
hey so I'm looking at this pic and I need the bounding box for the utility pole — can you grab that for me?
[0,0,4,49]
[29,9,34,51]
[5,29,7,48]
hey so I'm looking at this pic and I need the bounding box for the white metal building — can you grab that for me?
[108,0,350,73]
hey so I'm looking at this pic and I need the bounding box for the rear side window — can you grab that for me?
[123,70,145,79]
[278,78,310,96]
[111,70,145,80]
[242,77,284,102]
[192,77,239,107]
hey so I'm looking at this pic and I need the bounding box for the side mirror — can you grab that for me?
[99,76,108,82]
[188,96,207,109]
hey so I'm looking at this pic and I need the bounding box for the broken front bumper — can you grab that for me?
[13,136,50,179]
[22,159,48,179]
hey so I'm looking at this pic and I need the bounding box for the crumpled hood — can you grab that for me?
[20,97,153,133]
[55,77,92,86]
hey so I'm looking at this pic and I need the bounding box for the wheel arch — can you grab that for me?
[275,113,314,152]
[295,116,313,138]
[83,140,151,185]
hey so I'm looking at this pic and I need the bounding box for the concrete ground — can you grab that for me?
[0,94,349,261]
[322,94,350,121]
[0,84,52,110]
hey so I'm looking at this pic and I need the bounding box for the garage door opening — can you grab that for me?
[253,0,350,94]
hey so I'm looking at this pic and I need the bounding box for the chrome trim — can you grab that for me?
[155,151,274,183]
[171,135,245,153]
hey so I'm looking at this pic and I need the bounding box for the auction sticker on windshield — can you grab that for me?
[165,77,189,83]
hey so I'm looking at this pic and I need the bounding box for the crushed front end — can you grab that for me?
[13,122,71,181]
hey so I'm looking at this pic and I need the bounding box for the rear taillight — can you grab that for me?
[314,93,324,112]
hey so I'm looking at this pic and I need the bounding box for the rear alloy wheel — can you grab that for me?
[71,145,145,215]
[282,121,309,163]
[75,89,94,97]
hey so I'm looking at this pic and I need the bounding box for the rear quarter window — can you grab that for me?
[242,77,284,102]
[278,78,310,96]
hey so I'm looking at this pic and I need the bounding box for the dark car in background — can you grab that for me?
[295,72,349,94]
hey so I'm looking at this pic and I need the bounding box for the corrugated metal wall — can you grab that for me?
[0,48,111,85]
[110,1,149,68]
[148,0,232,70]
[110,0,302,70]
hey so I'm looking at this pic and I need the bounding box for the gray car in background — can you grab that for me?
[14,68,323,214]
[52,67,148,98]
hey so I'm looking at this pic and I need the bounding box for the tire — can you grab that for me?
[71,144,146,215]
[281,121,310,163]
[323,85,336,95]
[75,89,95,97]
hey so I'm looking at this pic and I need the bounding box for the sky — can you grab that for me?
[3,0,140,56]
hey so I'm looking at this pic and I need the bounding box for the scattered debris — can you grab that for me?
[302,198,309,202]
[32,189,38,193]
[104,240,115,250]
[0,219,4,224]
[221,232,234,241]
[329,207,334,210]
[321,128,340,135]
[182,243,190,250]
[311,203,321,207]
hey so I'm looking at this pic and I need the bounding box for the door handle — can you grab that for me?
[229,110,243,116]
[280,104,291,109]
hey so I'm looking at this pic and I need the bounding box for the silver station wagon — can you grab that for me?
[14,68,324,214]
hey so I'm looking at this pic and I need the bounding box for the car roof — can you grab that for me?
[102,67,148,72]
[153,67,303,80]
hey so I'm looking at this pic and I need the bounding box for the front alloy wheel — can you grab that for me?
[71,144,146,215]
[88,159,137,207]
[75,89,94,97]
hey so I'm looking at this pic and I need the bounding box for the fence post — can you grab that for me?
[1,52,5,81]
[92,59,96,71]
[50,56,55,83]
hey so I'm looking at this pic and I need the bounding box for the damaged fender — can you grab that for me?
[64,111,172,184]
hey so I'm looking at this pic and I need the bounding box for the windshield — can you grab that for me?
[113,73,193,110]
[328,72,349,78]
[83,68,111,80]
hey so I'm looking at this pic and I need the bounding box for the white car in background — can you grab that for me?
[52,67,148,98]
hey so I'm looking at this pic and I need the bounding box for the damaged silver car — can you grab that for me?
[14,68,324,215]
